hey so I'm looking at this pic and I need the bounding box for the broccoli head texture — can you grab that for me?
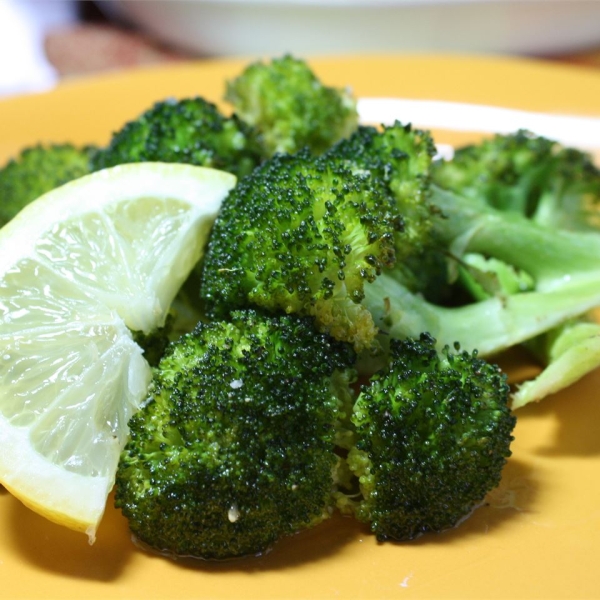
[91,97,260,177]
[199,149,403,352]
[431,129,600,232]
[225,54,359,157]
[346,333,515,541]
[115,309,356,560]
[328,122,437,258]
[327,122,452,303]
[0,143,95,227]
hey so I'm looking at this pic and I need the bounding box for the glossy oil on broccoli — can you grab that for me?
[0,143,95,227]
[115,310,356,560]
[340,333,515,541]
[225,54,359,157]
[92,97,260,177]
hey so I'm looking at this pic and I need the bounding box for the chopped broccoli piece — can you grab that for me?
[333,123,600,355]
[0,143,95,227]
[225,54,359,157]
[329,123,437,257]
[431,131,600,405]
[431,129,600,232]
[199,149,403,352]
[92,97,260,178]
[512,316,600,408]
[343,333,515,541]
[200,121,600,360]
[115,310,356,560]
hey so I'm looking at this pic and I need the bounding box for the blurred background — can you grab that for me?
[1,0,600,98]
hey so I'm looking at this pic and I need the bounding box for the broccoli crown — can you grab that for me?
[91,97,260,177]
[115,310,356,560]
[0,143,95,227]
[225,54,359,157]
[199,150,403,352]
[348,333,515,541]
[431,130,600,231]
[328,122,438,259]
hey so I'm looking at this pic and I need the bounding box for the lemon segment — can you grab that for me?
[0,162,236,540]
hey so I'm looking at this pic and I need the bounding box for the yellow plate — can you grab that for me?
[1,55,600,600]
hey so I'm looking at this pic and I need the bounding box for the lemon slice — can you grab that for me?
[0,162,236,542]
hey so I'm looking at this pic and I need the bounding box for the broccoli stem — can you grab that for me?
[431,186,600,290]
[512,317,600,408]
[364,272,600,358]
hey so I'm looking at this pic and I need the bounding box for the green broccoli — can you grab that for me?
[199,149,403,352]
[431,129,600,232]
[115,310,356,560]
[130,313,175,367]
[512,316,600,408]
[91,97,260,178]
[328,123,600,355]
[0,143,95,227]
[431,131,600,406]
[339,333,515,541]
[199,121,600,360]
[225,54,359,158]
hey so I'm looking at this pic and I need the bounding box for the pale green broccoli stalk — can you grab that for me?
[115,310,356,560]
[363,267,600,359]
[0,143,96,227]
[225,54,359,157]
[454,254,600,408]
[340,333,515,540]
[432,131,600,406]
[512,316,600,408]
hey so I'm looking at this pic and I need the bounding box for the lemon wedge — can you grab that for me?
[0,162,236,542]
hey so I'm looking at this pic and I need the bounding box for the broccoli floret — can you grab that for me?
[431,129,600,232]
[200,121,600,360]
[342,333,515,541]
[199,149,403,352]
[225,54,359,158]
[329,123,437,256]
[92,97,260,178]
[115,310,356,560]
[0,143,95,227]
[328,122,451,303]
[331,123,600,356]
[431,132,600,405]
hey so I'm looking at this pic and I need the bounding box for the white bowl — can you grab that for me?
[99,0,600,58]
